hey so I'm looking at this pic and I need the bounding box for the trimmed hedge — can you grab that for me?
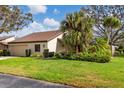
[55,52,111,63]
[0,50,3,56]
[43,49,49,58]
[25,49,31,57]
[43,49,55,58]
[30,53,43,58]
[0,50,10,56]
[49,52,54,57]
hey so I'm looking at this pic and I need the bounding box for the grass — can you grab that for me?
[0,57,124,87]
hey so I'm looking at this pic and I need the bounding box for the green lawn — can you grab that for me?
[0,57,124,87]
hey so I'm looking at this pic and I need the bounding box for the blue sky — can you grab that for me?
[1,5,83,37]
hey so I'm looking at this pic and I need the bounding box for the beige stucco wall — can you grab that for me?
[9,42,47,56]
[9,34,64,56]
[47,34,63,52]
[56,40,66,53]
[28,42,47,53]
[9,43,28,56]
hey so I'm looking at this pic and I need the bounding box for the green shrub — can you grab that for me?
[0,50,10,56]
[43,49,49,58]
[30,53,43,58]
[54,52,72,59]
[54,52,111,63]
[80,52,111,63]
[48,52,54,57]
[2,50,10,56]
[97,55,111,63]
[54,53,61,58]
[61,52,71,59]
[25,49,31,57]
[0,50,3,56]
[114,51,120,56]
[118,45,124,54]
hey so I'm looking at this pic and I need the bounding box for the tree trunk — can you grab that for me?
[110,27,113,56]
[76,46,79,53]
[107,27,111,45]
[107,27,113,56]
[110,43,113,56]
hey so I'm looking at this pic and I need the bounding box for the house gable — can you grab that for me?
[9,30,63,44]
[47,34,63,52]
[0,36,15,50]
[8,30,63,56]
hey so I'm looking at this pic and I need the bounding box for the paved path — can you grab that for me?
[0,74,72,88]
[0,56,17,60]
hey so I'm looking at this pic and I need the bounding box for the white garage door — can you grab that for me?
[9,44,28,56]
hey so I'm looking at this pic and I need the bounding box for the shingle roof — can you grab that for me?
[9,30,63,43]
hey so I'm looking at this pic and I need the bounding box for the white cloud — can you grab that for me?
[28,5,47,14]
[8,21,46,37]
[53,9,60,14]
[1,21,59,37]
[27,21,46,32]
[43,18,60,27]
[0,22,44,37]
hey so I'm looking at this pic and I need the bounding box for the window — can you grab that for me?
[35,44,40,52]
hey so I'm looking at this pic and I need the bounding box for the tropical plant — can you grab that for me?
[103,16,121,54]
[89,38,111,56]
[81,5,124,47]
[60,11,94,53]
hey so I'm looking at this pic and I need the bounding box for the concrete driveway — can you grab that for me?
[0,56,17,60]
[0,74,72,88]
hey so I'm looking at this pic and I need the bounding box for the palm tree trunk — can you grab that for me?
[76,45,79,53]
[110,27,113,56]
[106,27,113,56]
[107,27,110,45]
[76,46,78,53]
[109,43,113,56]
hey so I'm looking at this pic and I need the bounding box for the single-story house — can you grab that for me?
[0,36,15,50]
[9,30,65,56]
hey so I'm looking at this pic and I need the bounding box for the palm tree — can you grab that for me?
[103,16,122,55]
[60,11,94,53]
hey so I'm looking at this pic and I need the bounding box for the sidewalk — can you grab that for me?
[0,56,17,60]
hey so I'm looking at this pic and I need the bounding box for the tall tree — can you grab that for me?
[81,5,124,45]
[60,11,94,53]
[0,5,33,34]
[103,16,121,54]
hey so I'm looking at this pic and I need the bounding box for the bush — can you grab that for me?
[49,52,54,57]
[43,49,49,58]
[0,50,3,56]
[97,55,111,63]
[30,53,43,58]
[54,53,61,58]
[54,52,72,59]
[118,45,124,54]
[43,49,55,58]
[54,52,111,63]
[81,52,111,63]
[1,50,10,56]
[25,49,31,57]
[114,51,120,56]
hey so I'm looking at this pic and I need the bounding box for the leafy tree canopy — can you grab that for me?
[0,5,33,34]
[81,5,124,45]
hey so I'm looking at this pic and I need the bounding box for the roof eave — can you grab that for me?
[8,40,47,44]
